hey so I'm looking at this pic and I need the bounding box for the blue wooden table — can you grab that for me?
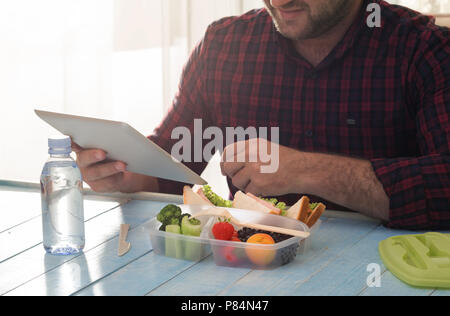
[1,181,448,296]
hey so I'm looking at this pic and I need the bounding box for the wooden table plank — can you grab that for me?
[213,216,381,296]
[74,252,203,296]
[0,190,42,233]
[431,289,450,296]
[146,216,383,296]
[1,200,165,295]
[3,188,449,296]
[0,183,127,237]
[361,271,433,296]
[147,255,251,296]
[82,215,378,296]
[0,198,120,264]
[287,225,432,296]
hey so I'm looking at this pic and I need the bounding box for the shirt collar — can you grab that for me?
[271,0,375,70]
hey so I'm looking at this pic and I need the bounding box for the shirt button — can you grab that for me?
[306,71,318,79]
[305,130,313,137]
[347,118,357,126]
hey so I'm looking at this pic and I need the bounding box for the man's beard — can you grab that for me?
[265,0,355,40]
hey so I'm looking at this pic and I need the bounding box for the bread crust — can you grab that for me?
[298,196,311,223]
[305,203,326,228]
[183,186,213,205]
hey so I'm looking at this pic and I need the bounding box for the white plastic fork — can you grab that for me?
[190,207,310,238]
[118,224,131,256]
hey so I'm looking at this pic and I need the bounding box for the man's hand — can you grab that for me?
[220,139,304,196]
[72,143,158,193]
[220,139,390,221]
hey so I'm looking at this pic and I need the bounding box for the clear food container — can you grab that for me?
[144,217,212,262]
[143,204,317,270]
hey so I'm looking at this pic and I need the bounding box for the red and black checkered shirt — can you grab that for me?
[150,0,450,230]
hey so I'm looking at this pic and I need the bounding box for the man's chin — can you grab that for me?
[275,24,309,41]
[271,14,311,40]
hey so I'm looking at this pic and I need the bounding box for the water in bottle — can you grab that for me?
[40,135,85,255]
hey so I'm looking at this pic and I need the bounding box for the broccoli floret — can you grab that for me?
[167,217,181,225]
[188,217,201,226]
[203,185,233,207]
[179,213,200,226]
[157,204,182,225]
[180,213,191,220]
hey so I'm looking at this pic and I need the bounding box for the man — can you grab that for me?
[74,0,449,229]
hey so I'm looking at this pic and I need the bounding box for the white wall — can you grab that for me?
[0,0,262,193]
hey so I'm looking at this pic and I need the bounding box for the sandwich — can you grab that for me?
[182,185,325,228]
[284,195,326,227]
[183,185,232,207]
[183,186,213,206]
[232,191,281,215]
[304,203,326,228]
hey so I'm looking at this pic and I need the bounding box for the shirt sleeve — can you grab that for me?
[148,27,215,195]
[370,25,450,230]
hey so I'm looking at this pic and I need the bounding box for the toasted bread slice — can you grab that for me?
[196,187,212,204]
[297,196,311,223]
[183,186,213,205]
[285,196,304,220]
[232,191,279,215]
[305,203,326,228]
[246,192,281,215]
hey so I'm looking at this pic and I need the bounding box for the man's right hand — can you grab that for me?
[72,143,158,193]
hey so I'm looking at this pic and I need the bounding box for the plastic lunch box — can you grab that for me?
[143,204,317,270]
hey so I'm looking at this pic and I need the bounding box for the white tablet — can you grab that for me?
[35,109,207,185]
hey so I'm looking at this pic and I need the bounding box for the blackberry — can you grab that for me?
[237,227,299,265]
[237,227,292,243]
[279,243,299,265]
[237,227,257,242]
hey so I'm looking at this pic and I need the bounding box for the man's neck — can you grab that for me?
[293,2,363,67]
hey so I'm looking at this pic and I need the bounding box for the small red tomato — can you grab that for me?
[212,221,235,241]
[222,246,238,263]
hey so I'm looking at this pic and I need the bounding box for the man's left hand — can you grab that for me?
[220,139,304,196]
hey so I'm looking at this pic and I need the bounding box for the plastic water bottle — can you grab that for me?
[40,136,85,255]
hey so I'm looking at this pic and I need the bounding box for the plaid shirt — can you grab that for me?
[150,0,450,230]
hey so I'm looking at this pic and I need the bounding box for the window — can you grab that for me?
[0,0,448,187]
[390,0,450,13]
[0,0,254,184]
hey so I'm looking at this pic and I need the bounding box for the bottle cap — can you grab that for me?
[48,135,71,155]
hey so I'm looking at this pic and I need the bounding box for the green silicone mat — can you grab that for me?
[379,233,450,288]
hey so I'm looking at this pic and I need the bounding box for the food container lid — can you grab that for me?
[379,232,450,288]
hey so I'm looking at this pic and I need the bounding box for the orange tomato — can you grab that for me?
[245,233,276,266]
[247,233,275,244]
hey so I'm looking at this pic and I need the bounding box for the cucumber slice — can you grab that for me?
[165,224,183,259]
[181,216,202,237]
[165,224,181,234]
[181,216,203,260]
